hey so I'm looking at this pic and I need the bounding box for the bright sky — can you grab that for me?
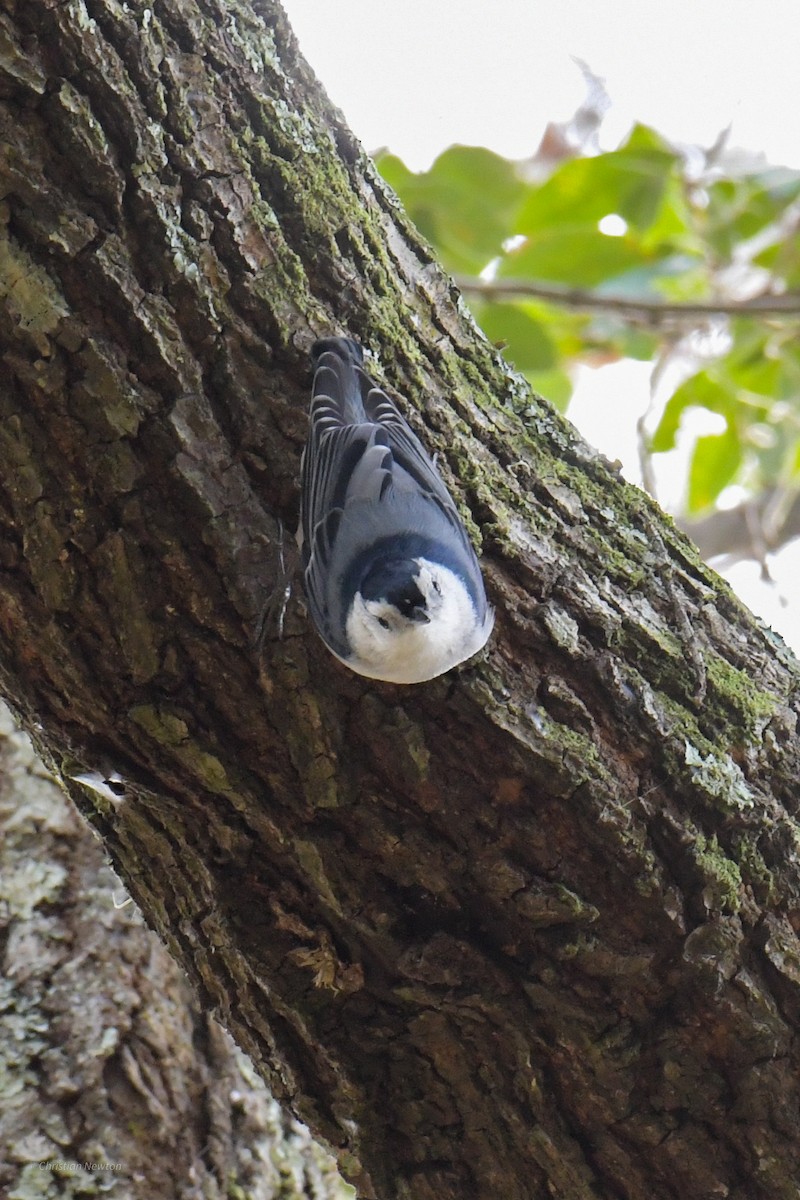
[281,0,800,652]
[281,0,800,171]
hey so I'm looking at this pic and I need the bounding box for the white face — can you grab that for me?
[343,559,493,684]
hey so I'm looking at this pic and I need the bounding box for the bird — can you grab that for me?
[299,337,493,683]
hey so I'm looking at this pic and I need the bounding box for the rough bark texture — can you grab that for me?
[1,1,800,1198]
[0,701,350,1199]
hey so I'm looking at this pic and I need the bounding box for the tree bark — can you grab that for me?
[0,702,350,1198]
[1,2,800,1199]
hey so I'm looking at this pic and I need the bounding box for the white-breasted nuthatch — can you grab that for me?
[299,337,494,683]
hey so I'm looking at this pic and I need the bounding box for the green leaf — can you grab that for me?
[688,425,742,513]
[704,169,800,258]
[471,301,556,371]
[515,123,681,237]
[651,373,733,453]
[498,227,651,287]
[753,237,800,286]
[526,367,573,412]
[611,325,660,362]
[376,145,526,275]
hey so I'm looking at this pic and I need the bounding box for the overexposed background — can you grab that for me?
[282,0,800,173]
[281,0,800,648]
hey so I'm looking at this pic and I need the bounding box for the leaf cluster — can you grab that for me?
[378,127,800,517]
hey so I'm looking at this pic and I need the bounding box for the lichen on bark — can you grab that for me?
[0,701,352,1199]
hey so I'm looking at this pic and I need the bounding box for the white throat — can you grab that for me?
[343,559,492,684]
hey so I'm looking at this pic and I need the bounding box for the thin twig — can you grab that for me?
[457,276,800,323]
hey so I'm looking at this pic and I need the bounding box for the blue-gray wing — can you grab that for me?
[301,339,480,652]
[360,382,467,517]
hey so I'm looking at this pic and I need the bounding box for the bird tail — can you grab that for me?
[311,337,367,424]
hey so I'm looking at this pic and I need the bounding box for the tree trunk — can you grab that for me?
[1,2,800,1198]
[0,702,350,1198]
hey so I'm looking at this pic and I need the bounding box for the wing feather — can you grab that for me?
[301,338,486,655]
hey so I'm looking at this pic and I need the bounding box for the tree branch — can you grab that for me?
[458,275,800,323]
[0,702,348,1198]
[681,487,800,562]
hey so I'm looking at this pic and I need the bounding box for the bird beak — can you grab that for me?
[409,606,430,624]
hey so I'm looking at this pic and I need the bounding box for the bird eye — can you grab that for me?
[432,579,442,596]
[377,617,391,630]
